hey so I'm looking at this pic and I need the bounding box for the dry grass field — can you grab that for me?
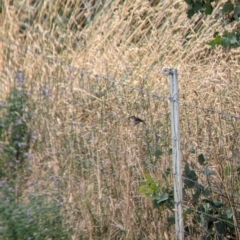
[1,0,240,239]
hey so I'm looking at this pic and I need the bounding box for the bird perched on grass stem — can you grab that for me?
[129,116,146,125]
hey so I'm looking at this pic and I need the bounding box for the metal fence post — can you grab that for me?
[162,67,184,240]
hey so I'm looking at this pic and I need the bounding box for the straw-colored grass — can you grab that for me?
[1,0,240,239]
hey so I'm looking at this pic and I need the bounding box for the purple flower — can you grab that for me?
[16,71,25,85]
[0,180,6,187]
[15,118,24,125]
[39,86,52,97]
[23,152,33,158]
[27,209,32,217]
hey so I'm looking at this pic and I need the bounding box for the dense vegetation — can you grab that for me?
[0,0,240,239]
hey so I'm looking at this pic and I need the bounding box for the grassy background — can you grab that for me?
[1,0,240,239]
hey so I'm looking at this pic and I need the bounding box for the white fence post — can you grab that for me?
[162,67,184,240]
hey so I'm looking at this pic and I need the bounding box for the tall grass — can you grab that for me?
[1,0,240,239]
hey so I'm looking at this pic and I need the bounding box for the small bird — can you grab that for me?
[129,116,146,125]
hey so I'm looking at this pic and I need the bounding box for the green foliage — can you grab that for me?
[196,199,235,239]
[203,167,215,176]
[184,0,240,49]
[139,174,160,198]
[139,153,238,238]
[198,153,205,165]
[0,74,31,179]
[154,148,163,158]
[208,31,240,49]
[222,1,234,14]
[184,0,214,18]
[0,72,71,239]
[0,181,71,240]
[184,162,198,188]
[139,174,174,209]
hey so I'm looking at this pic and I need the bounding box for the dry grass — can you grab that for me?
[1,0,240,239]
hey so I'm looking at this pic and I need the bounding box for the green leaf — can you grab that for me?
[139,174,160,197]
[189,148,195,154]
[212,200,224,208]
[208,30,240,49]
[221,37,231,47]
[205,2,213,15]
[144,174,154,182]
[230,36,238,44]
[207,40,217,49]
[155,192,169,204]
[208,34,222,49]
[154,149,163,158]
[202,187,211,197]
[203,168,215,176]
[168,148,172,155]
[213,32,219,37]
[184,163,198,188]
[193,2,203,12]
[213,34,222,44]
[202,203,212,214]
[234,6,240,21]
[198,153,205,165]
[226,209,233,219]
[222,1,234,14]
[153,194,168,208]
[184,0,193,4]
[187,9,195,18]
[167,215,175,225]
[215,221,226,234]
[139,185,147,194]
[139,185,153,197]
[199,213,207,227]
[149,181,160,192]
[152,190,173,208]
[152,199,160,208]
